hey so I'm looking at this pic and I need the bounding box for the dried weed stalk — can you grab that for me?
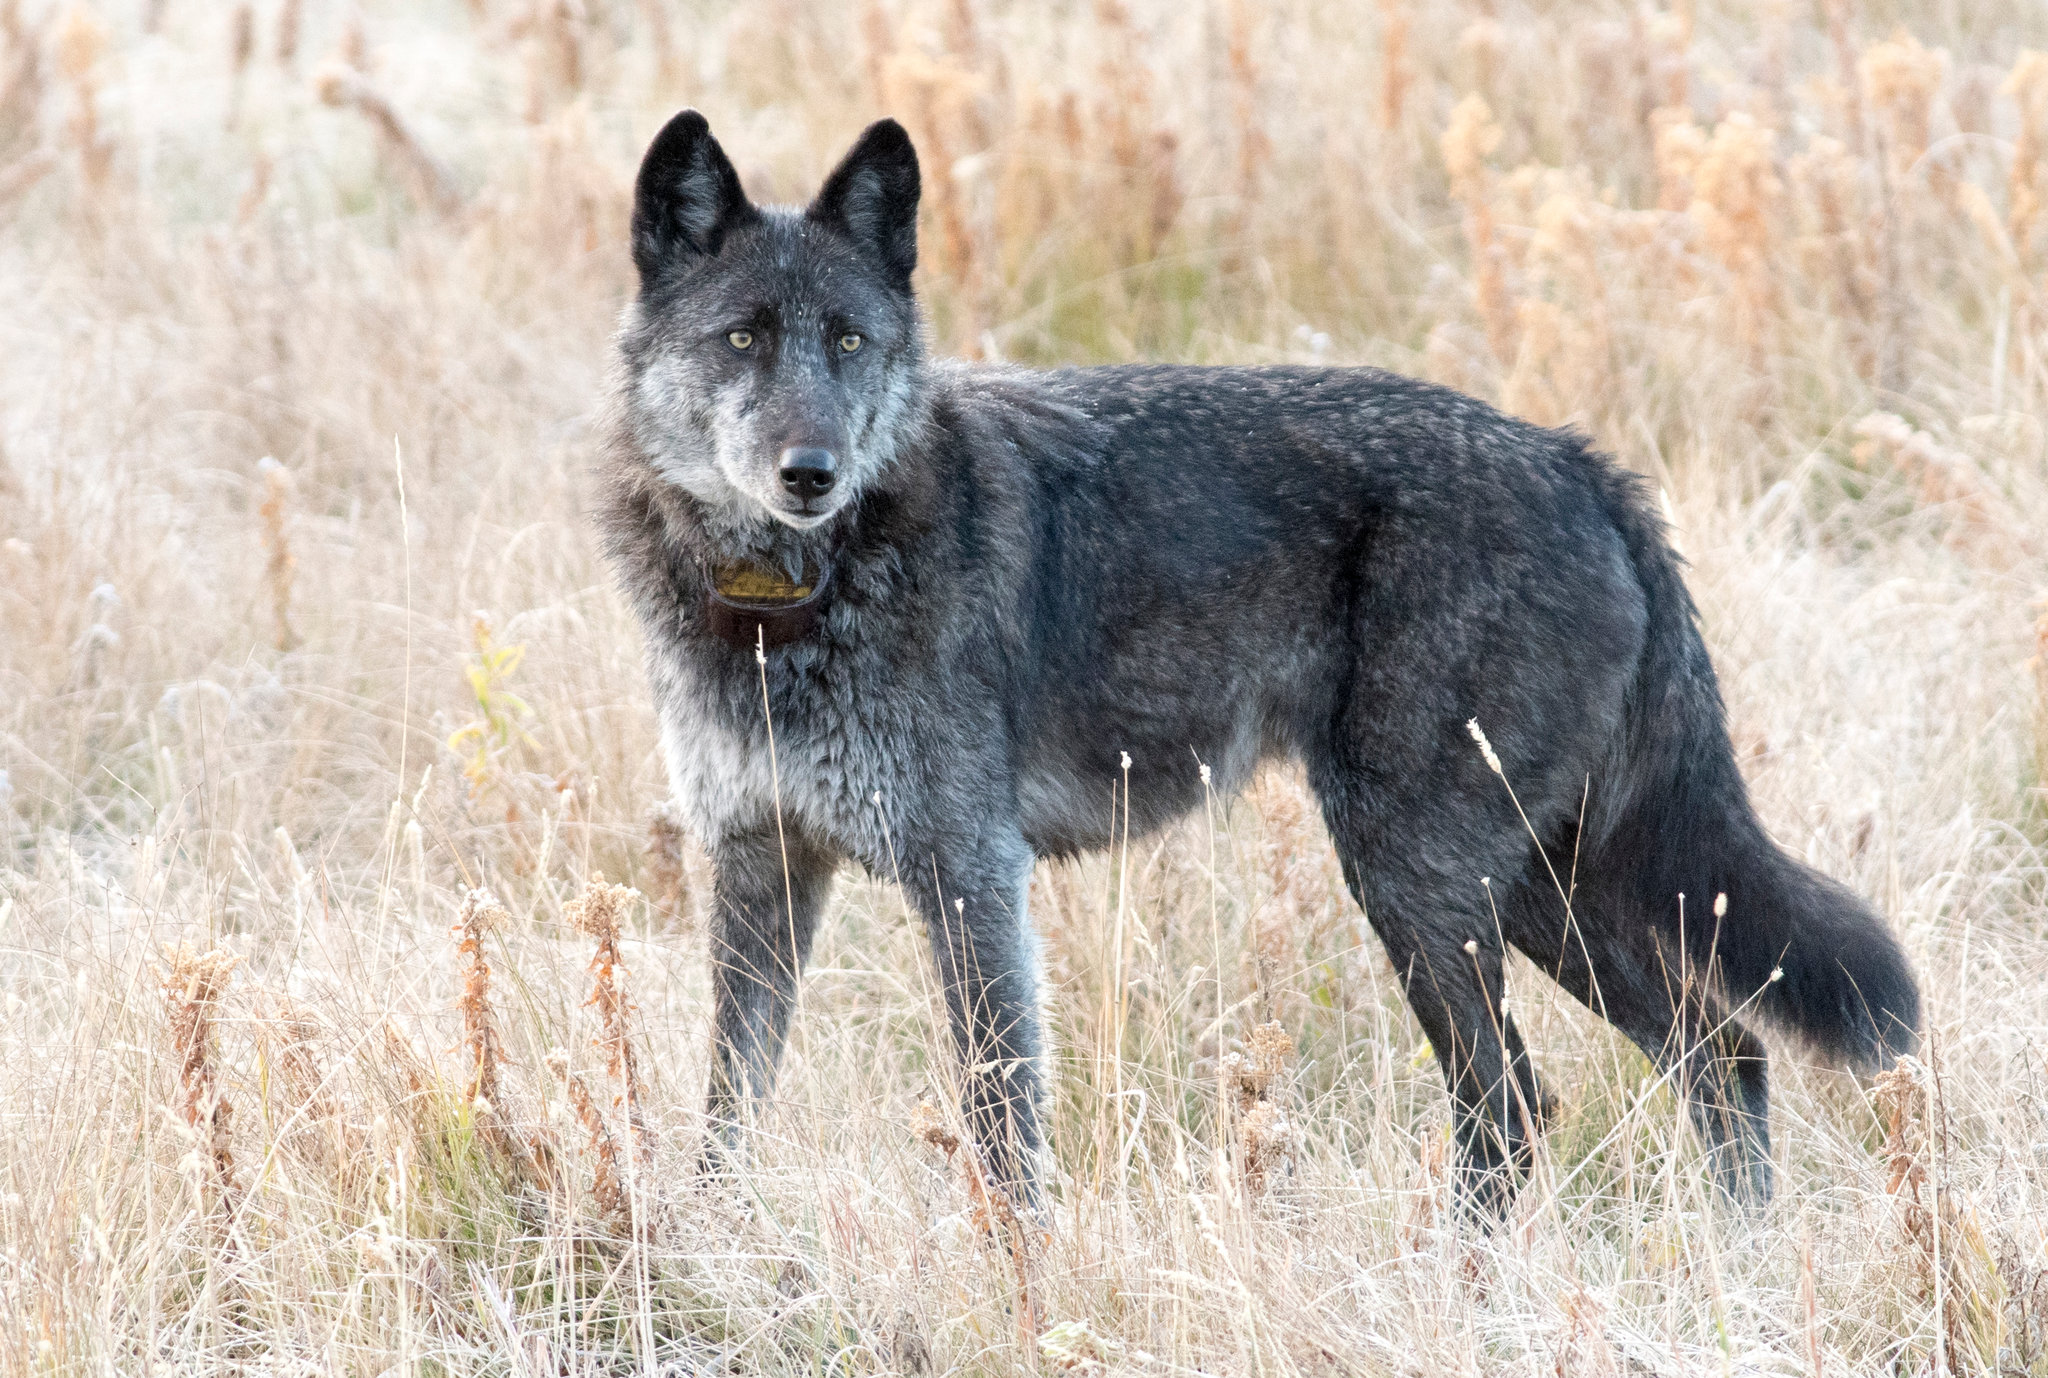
[1872,1057,2006,1374]
[1556,1286,1621,1377]
[256,457,300,652]
[565,873,650,1163]
[256,993,341,1125]
[2007,52,2048,272]
[256,993,371,1194]
[54,2,111,189]
[1851,411,2021,561]
[226,4,253,125]
[511,0,588,124]
[313,60,460,214]
[547,1049,626,1225]
[867,49,987,341]
[2033,598,2048,790]
[276,0,303,65]
[1403,1131,1449,1250]
[1221,1019,1294,1113]
[1376,0,1410,133]
[909,1096,1039,1342]
[0,5,49,175]
[453,889,512,1131]
[1659,110,1784,360]
[382,1020,434,1101]
[0,4,47,165]
[1859,29,1948,190]
[909,1097,961,1158]
[1223,0,1268,251]
[1441,95,1517,367]
[1222,1020,1296,1197]
[644,800,691,926]
[1788,131,1880,371]
[158,943,243,1201]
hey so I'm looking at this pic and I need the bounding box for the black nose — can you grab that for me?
[778,447,837,500]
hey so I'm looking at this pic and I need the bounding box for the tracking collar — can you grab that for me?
[701,549,837,649]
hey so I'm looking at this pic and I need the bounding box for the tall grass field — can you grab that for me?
[4,0,2048,1372]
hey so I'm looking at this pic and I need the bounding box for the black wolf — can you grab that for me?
[595,110,1919,1215]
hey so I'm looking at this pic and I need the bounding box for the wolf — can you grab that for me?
[594,110,1920,1216]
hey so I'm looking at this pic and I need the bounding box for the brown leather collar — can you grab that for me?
[702,553,836,649]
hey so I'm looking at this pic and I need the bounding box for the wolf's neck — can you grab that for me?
[685,504,835,584]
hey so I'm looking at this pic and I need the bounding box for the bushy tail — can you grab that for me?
[1591,461,1920,1071]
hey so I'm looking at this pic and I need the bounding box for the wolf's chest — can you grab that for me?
[655,645,924,863]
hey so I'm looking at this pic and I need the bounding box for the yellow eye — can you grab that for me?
[838,333,863,354]
[727,329,753,350]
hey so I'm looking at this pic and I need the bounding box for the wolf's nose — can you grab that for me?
[778,448,838,500]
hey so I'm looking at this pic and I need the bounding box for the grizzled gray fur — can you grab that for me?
[594,111,1921,1216]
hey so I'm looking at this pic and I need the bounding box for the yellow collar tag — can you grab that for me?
[712,563,814,603]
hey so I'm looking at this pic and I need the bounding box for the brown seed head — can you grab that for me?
[910,1098,960,1157]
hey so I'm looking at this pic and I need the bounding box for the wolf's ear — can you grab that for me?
[632,110,755,285]
[808,119,921,292]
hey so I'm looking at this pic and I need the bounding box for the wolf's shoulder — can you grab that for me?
[923,361,1110,480]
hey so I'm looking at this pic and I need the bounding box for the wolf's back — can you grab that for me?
[1586,456,1920,1070]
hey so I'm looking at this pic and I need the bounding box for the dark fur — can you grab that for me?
[595,112,1921,1215]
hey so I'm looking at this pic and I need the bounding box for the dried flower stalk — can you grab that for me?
[382,1020,434,1100]
[313,61,460,214]
[547,1049,626,1224]
[454,888,511,1119]
[908,1096,1039,1339]
[644,800,690,926]
[1873,1056,2006,1373]
[158,943,243,1199]
[257,458,300,651]
[1441,95,1516,366]
[255,993,371,1192]
[258,993,342,1125]
[1237,1099,1294,1196]
[1859,29,1947,186]
[1221,1020,1296,1197]
[1377,0,1410,132]
[276,0,303,64]
[54,3,111,189]
[565,873,650,1163]
[2006,51,2048,271]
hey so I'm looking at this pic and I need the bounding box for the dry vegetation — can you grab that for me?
[4,0,2048,1372]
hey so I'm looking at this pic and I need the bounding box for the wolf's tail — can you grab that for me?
[1588,461,1920,1071]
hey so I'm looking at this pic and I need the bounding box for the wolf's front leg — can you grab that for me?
[699,825,838,1170]
[910,832,1045,1206]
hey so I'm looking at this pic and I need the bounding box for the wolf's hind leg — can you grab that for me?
[700,826,837,1170]
[1375,910,1551,1218]
[1501,885,1773,1204]
[1316,793,1553,1219]
[909,832,1045,1208]
[1668,1003,1772,1204]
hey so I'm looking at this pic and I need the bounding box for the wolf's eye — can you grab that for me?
[838,333,863,354]
[727,330,754,351]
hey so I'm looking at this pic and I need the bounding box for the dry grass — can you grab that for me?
[4,0,2048,1373]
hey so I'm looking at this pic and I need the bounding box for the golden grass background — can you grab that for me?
[4,0,2048,1372]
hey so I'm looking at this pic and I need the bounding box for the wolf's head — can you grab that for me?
[619,111,926,537]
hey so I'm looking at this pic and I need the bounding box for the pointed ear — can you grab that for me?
[631,110,755,285]
[808,119,921,291]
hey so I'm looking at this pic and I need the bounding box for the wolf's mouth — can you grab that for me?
[770,498,839,530]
